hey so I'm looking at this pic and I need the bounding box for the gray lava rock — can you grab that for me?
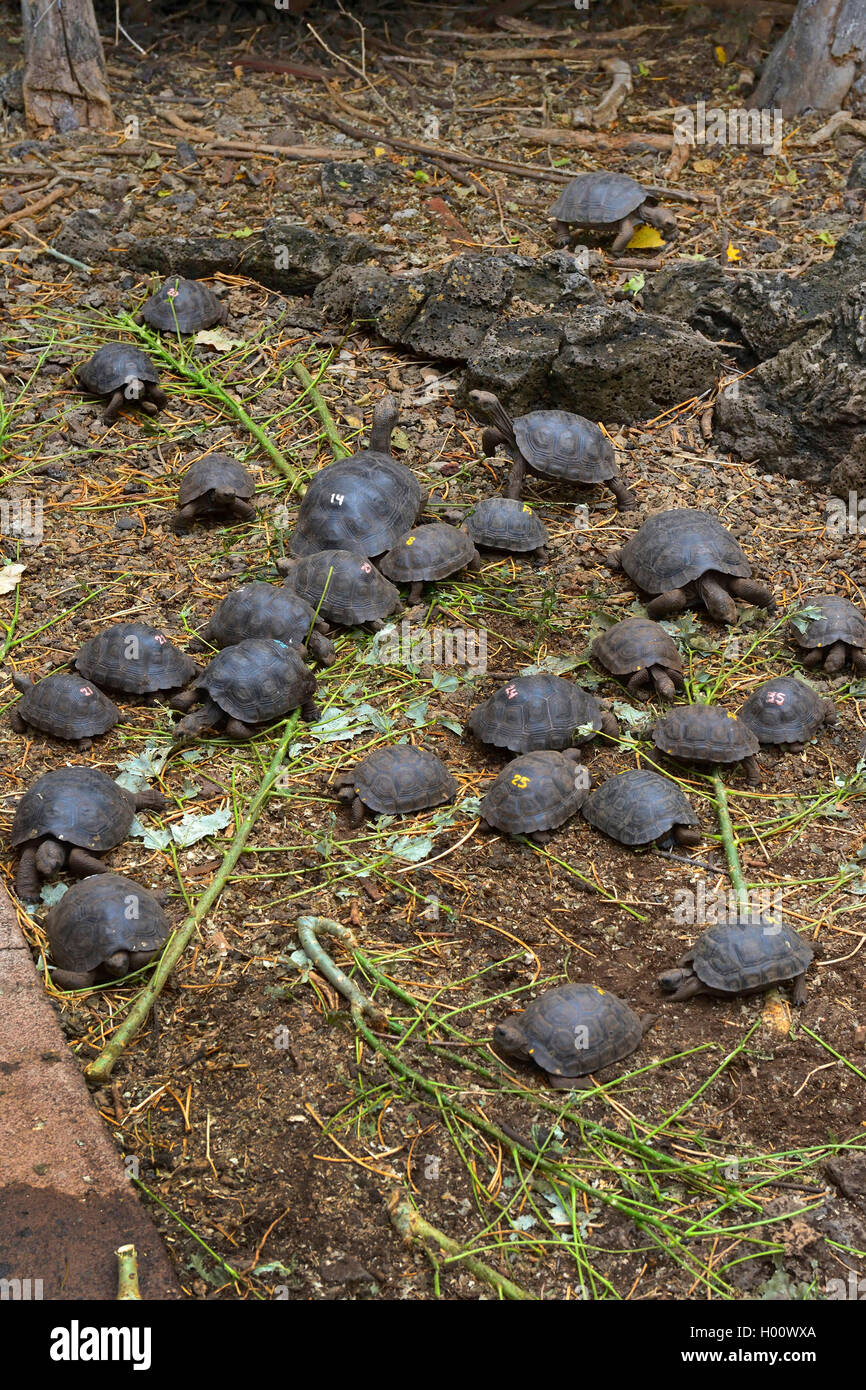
[464,316,564,412]
[847,150,866,189]
[321,160,393,203]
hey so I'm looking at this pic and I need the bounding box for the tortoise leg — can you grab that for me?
[407,582,424,605]
[363,619,386,634]
[481,427,506,457]
[134,789,166,812]
[145,383,168,412]
[823,640,848,675]
[800,648,823,670]
[351,796,365,826]
[103,949,132,979]
[600,711,619,738]
[611,215,638,255]
[741,755,762,785]
[300,699,321,722]
[626,670,653,700]
[659,973,704,1002]
[127,948,159,972]
[102,389,126,425]
[308,632,337,667]
[673,825,702,846]
[852,648,866,676]
[50,967,99,991]
[696,574,738,625]
[783,741,805,754]
[549,1073,593,1091]
[230,497,257,523]
[504,451,527,501]
[174,699,222,738]
[16,846,41,901]
[645,588,688,619]
[790,971,808,1007]
[607,476,636,511]
[139,399,159,417]
[224,717,256,740]
[76,737,94,751]
[67,847,110,878]
[552,219,572,247]
[467,549,482,574]
[728,577,776,613]
[170,502,200,534]
[650,665,677,700]
[9,709,27,733]
[169,687,198,712]
[528,830,551,846]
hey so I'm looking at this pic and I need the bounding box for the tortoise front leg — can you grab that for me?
[549,1073,594,1091]
[607,476,636,511]
[741,754,762,785]
[67,847,110,878]
[407,582,424,605]
[800,648,823,670]
[174,699,222,738]
[481,427,506,457]
[9,708,27,734]
[673,825,702,847]
[504,450,527,501]
[696,574,738,625]
[224,717,256,740]
[650,665,678,700]
[134,789,166,812]
[626,671,653,700]
[611,215,638,255]
[645,588,688,619]
[102,389,126,425]
[230,497,257,523]
[170,502,199,533]
[852,647,866,676]
[51,967,99,991]
[308,631,337,667]
[169,686,198,712]
[144,383,168,413]
[16,846,41,901]
[552,219,572,247]
[790,971,808,1007]
[300,698,321,722]
[728,577,776,613]
[351,796,365,825]
[823,640,848,675]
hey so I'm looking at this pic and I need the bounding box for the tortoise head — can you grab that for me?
[10,672,34,694]
[369,394,399,453]
[467,391,516,445]
[643,202,679,242]
[35,839,66,878]
[103,949,132,979]
[493,1017,530,1060]
[657,968,688,994]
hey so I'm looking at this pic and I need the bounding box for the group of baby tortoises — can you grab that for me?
[10,217,864,1086]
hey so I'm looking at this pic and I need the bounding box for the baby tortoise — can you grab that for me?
[171,454,257,531]
[479,748,589,845]
[495,983,655,1090]
[378,523,481,604]
[171,638,319,739]
[334,745,457,824]
[45,872,170,990]
[137,276,226,333]
[583,769,700,849]
[196,582,336,665]
[75,622,197,697]
[11,766,165,901]
[591,617,684,701]
[738,676,836,753]
[10,672,120,747]
[464,498,549,558]
[653,705,761,784]
[788,594,866,676]
[548,172,678,254]
[469,390,634,509]
[468,673,617,754]
[615,508,774,624]
[280,549,401,632]
[76,343,167,425]
[659,915,813,1007]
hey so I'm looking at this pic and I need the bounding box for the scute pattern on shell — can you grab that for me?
[788,594,866,650]
[15,674,120,739]
[689,917,813,994]
[513,410,616,483]
[205,583,317,650]
[350,746,457,814]
[465,498,548,552]
[500,983,644,1077]
[284,550,400,626]
[12,767,135,851]
[620,509,752,594]
[738,676,828,744]
[75,622,197,694]
[46,872,169,974]
[140,277,224,333]
[480,750,589,834]
[591,618,683,677]
[653,705,759,764]
[198,639,315,722]
[468,674,602,753]
[178,454,255,507]
[549,172,646,226]
[77,344,159,394]
[291,455,421,558]
[583,769,698,846]
[379,523,476,582]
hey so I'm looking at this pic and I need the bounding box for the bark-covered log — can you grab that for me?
[22,0,112,132]
[754,0,866,118]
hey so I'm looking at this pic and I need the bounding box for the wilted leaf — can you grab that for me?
[194,327,245,352]
[0,562,25,595]
[692,158,716,174]
[626,225,664,249]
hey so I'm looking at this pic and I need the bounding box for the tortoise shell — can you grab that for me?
[653,705,759,765]
[468,674,605,753]
[788,595,866,652]
[512,410,616,484]
[290,456,422,558]
[464,498,549,553]
[379,523,477,583]
[13,673,120,739]
[549,172,647,226]
[75,622,197,694]
[178,454,255,507]
[203,583,320,651]
[591,618,683,678]
[480,750,589,834]
[682,917,813,995]
[495,982,646,1079]
[45,872,169,975]
[12,767,137,851]
[282,550,400,627]
[620,509,752,595]
[139,277,225,333]
[348,746,457,814]
[196,639,315,722]
[77,344,159,395]
[738,676,831,745]
[583,769,698,847]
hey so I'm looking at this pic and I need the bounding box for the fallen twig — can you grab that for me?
[292,360,351,466]
[592,58,633,129]
[0,185,72,234]
[388,1192,538,1300]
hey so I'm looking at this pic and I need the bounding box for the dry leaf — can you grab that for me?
[692,158,716,174]
[761,992,791,1036]
[626,224,665,249]
[726,241,741,262]
[0,562,25,595]
[194,327,245,352]
[715,45,727,65]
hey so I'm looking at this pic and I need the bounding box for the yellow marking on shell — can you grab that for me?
[405,536,415,545]
[528,1047,535,1055]
[522,504,532,513]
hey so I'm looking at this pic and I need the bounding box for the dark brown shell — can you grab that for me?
[468,674,604,753]
[514,411,616,483]
[788,594,866,651]
[591,618,683,678]
[178,454,254,507]
[140,277,224,333]
[45,873,169,974]
[583,769,698,846]
[495,983,645,1078]
[686,917,813,994]
[620,510,751,595]
[14,674,120,739]
[738,676,829,744]
[76,344,159,395]
[203,584,317,651]
[75,623,197,694]
[348,746,457,814]
[653,705,759,765]
[196,639,315,722]
[12,767,135,851]
[464,498,548,553]
[480,750,588,834]
[379,523,477,582]
[549,172,646,226]
[283,550,400,626]
[291,456,422,558]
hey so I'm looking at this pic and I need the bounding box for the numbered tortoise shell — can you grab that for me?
[468,674,605,753]
[195,638,315,722]
[653,705,759,765]
[620,509,753,596]
[480,749,589,834]
[282,549,400,626]
[348,745,457,814]
[495,982,646,1079]
[178,454,255,507]
[674,916,813,996]
[12,767,138,852]
[139,277,225,333]
[290,456,422,558]
[591,617,683,679]
[75,622,197,695]
[12,673,120,739]
[582,769,698,847]
[379,523,477,583]
[45,872,169,976]
[549,172,647,226]
[464,498,549,553]
[788,595,866,652]
[738,676,831,745]
[76,344,159,395]
[203,582,319,650]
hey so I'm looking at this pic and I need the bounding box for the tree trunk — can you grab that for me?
[754,0,866,118]
[22,0,112,133]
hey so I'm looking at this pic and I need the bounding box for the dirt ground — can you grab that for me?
[1,1,865,1301]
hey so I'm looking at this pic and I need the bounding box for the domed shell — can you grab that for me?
[464,498,548,553]
[349,746,457,814]
[45,873,169,975]
[75,622,197,694]
[468,674,604,753]
[291,455,422,558]
[549,172,646,226]
[480,750,589,834]
[178,454,255,507]
[620,509,752,595]
[139,277,225,333]
[12,767,136,851]
[738,676,829,745]
[203,583,316,650]
[689,916,813,994]
[379,523,477,583]
[513,410,615,483]
[653,705,759,764]
[788,594,866,651]
[591,618,683,678]
[77,344,159,394]
[198,639,315,722]
[583,769,698,846]
[283,550,400,626]
[14,674,120,739]
[496,982,645,1078]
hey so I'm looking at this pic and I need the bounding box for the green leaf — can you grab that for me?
[388,833,434,862]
